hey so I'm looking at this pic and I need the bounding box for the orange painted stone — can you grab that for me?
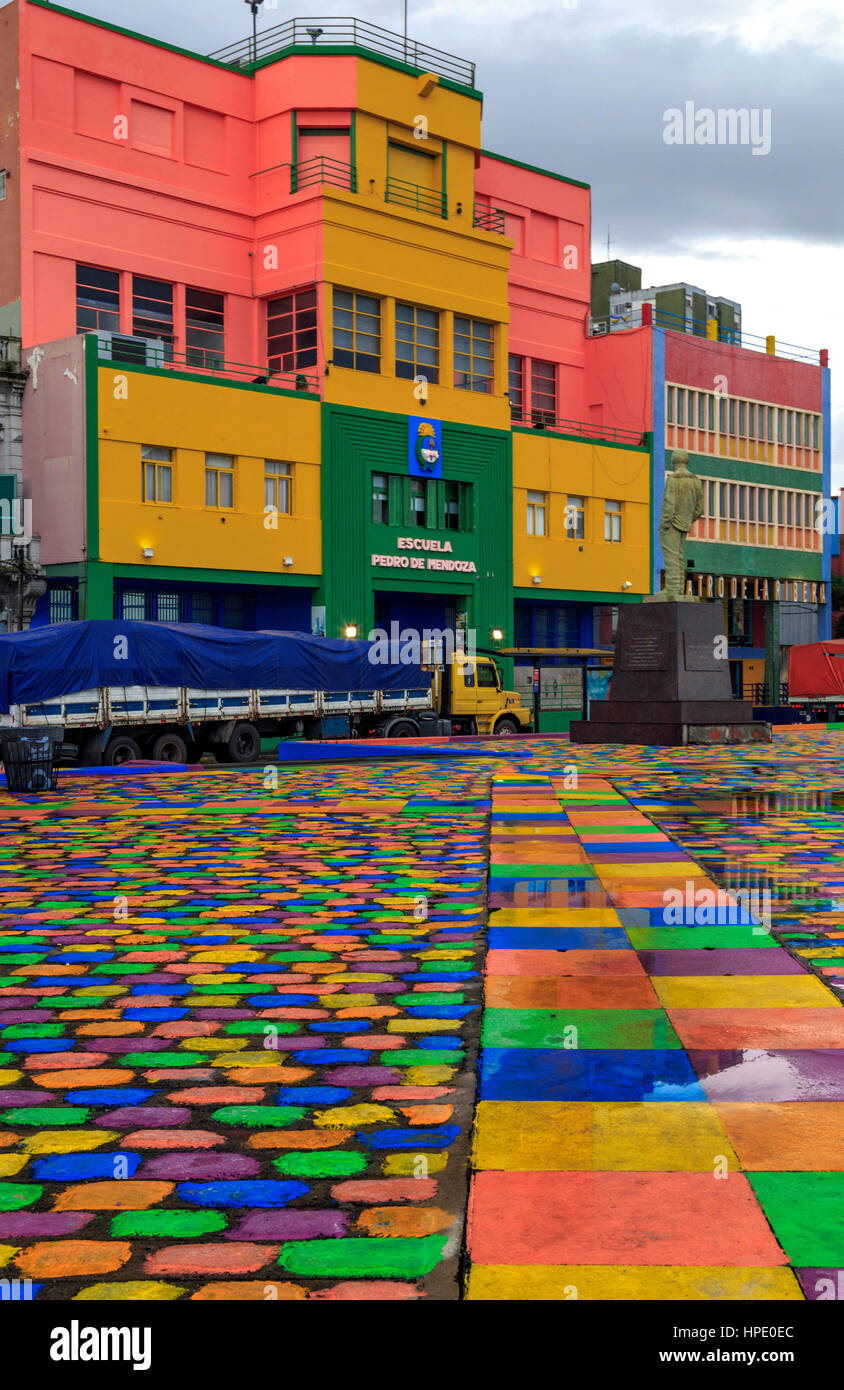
[54,1181,175,1210]
[145,1243,279,1276]
[356,1205,454,1237]
[15,1240,133,1277]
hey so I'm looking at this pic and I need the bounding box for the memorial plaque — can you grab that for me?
[620,631,668,671]
[683,634,721,671]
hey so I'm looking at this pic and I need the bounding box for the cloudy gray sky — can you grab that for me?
[9,0,843,482]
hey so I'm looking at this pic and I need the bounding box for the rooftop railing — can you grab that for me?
[513,410,645,447]
[385,176,446,218]
[92,335,320,393]
[590,307,824,366]
[473,204,506,234]
[208,17,477,87]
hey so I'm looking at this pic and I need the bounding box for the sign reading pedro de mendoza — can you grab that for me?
[409,418,443,478]
[372,538,478,573]
[686,573,827,604]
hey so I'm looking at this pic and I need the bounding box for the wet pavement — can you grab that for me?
[2,728,844,1300]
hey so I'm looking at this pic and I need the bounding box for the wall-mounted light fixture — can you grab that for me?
[283,557,293,566]
[344,624,358,639]
[532,575,541,586]
[621,580,632,590]
[142,547,154,559]
[491,628,504,641]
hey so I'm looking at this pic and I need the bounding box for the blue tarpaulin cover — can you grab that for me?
[0,621,431,713]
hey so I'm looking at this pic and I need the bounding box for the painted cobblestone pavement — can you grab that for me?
[2,727,844,1301]
[0,761,489,1300]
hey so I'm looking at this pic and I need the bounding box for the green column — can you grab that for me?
[765,600,780,701]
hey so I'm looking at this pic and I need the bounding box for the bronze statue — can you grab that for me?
[658,450,704,599]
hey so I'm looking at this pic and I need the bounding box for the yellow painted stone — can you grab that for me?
[209,1051,282,1067]
[190,950,264,963]
[321,995,377,1008]
[177,1038,248,1052]
[383,1152,448,1175]
[387,1018,456,1033]
[488,908,623,928]
[405,1066,455,1086]
[415,950,474,960]
[653,975,839,1009]
[73,1282,186,1301]
[23,1131,120,1154]
[466,1266,805,1301]
[0,1155,28,1176]
[314,1104,395,1128]
[0,1244,19,1268]
[186,996,231,1007]
[472,1101,739,1172]
[0,1070,23,1087]
[321,973,389,984]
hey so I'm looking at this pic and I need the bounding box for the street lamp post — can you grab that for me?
[244,0,264,65]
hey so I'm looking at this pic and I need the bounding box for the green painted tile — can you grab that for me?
[272,1152,367,1178]
[0,1107,91,1125]
[110,1210,227,1238]
[211,1105,306,1127]
[749,1173,844,1267]
[277,1234,447,1278]
[626,926,777,950]
[0,1183,43,1211]
[481,1007,681,1050]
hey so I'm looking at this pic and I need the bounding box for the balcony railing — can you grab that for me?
[590,308,824,366]
[386,176,447,218]
[473,204,506,234]
[292,156,357,194]
[512,411,645,447]
[207,17,477,87]
[92,335,319,393]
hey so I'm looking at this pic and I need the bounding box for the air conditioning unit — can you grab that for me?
[96,331,166,367]
[591,319,610,336]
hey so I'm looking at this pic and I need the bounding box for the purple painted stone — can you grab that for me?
[795,1267,844,1300]
[196,1009,253,1020]
[326,1066,401,1086]
[689,1049,844,1101]
[0,1212,94,1237]
[82,1038,172,1054]
[271,1037,325,1050]
[0,1089,58,1106]
[0,1009,55,1024]
[637,948,804,976]
[95,1106,192,1128]
[0,997,31,1009]
[364,983,404,994]
[140,1152,261,1179]
[228,1209,348,1241]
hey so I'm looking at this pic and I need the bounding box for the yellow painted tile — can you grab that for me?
[384,1152,447,1175]
[595,863,707,878]
[472,1101,739,1172]
[466,1266,805,1300]
[73,1282,186,1301]
[488,909,623,928]
[653,976,841,1009]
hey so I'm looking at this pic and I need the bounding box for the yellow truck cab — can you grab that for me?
[435,655,532,737]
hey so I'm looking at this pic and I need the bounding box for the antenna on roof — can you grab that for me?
[244,0,264,65]
[606,225,612,260]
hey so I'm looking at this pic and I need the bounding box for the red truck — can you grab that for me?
[788,640,844,721]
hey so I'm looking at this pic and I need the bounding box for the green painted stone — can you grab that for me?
[120,1052,205,1067]
[272,1151,367,1178]
[0,1107,90,1125]
[268,952,333,962]
[44,996,108,1008]
[222,1020,301,1036]
[0,1183,43,1211]
[211,1105,306,1127]
[481,1007,681,1050]
[380,1050,463,1066]
[110,1210,227,1238]
[278,1234,447,1278]
[1,1023,67,1040]
[748,1173,844,1266]
[393,993,464,1006]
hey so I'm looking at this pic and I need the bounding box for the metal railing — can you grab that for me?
[744,682,790,706]
[590,308,822,366]
[292,155,357,194]
[208,17,477,87]
[92,336,319,393]
[473,204,506,234]
[512,410,645,447]
[386,176,446,218]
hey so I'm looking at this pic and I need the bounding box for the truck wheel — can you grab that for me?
[104,734,142,766]
[384,719,419,738]
[493,717,520,738]
[225,722,261,763]
[150,732,187,763]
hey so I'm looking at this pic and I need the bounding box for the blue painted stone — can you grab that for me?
[32,1152,142,1181]
[176,1180,310,1208]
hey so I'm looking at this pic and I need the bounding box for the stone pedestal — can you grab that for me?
[569,601,772,746]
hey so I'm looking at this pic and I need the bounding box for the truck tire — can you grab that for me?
[104,734,142,766]
[493,716,520,738]
[221,722,261,764]
[150,732,188,763]
[384,719,419,738]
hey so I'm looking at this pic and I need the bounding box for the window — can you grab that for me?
[141,444,172,503]
[708,395,715,430]
[186,288,224,368]
[265,461,292,516]
[677,391,685,426]
[410,478,427,527]
[566,495,585,539]
[333,289,380,372]
[739,401,746,436]
[49,586,75,624]
[157,592,180,623]
[395,302,439,383]
[476,664,498,689]
[768,489,775,524]
[748,488,756,522]
[296,127,352,187]
[0,170,6,201]
[372,472,389,525]
[205,453,234,508]
[191,593,214,625]
[739,485,746,521]
[786,411,793,445]
[454,316,493,392]
[814,416,820,448]
[444,481,460,530]
[729,399,736,435]
[267,287,318,372]
[786,492,794,525]
[76,264,120,333]
[719,398,727,432]
[795,413,803,447]
[133,276,173,352]
[122,590,147,622]
[604,499,622,543]
[526,490,546,537]
[697,393,706,428]
[666,386,675,423]
[748,402,756,438]
[531,359,556,425]
[223,595,247,629]
[509,355,525,419]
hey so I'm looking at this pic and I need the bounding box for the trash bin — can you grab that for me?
[0,732,62,795]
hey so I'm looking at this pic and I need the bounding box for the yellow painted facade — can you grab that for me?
[513,433,651,594]
[96,367,322,575]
